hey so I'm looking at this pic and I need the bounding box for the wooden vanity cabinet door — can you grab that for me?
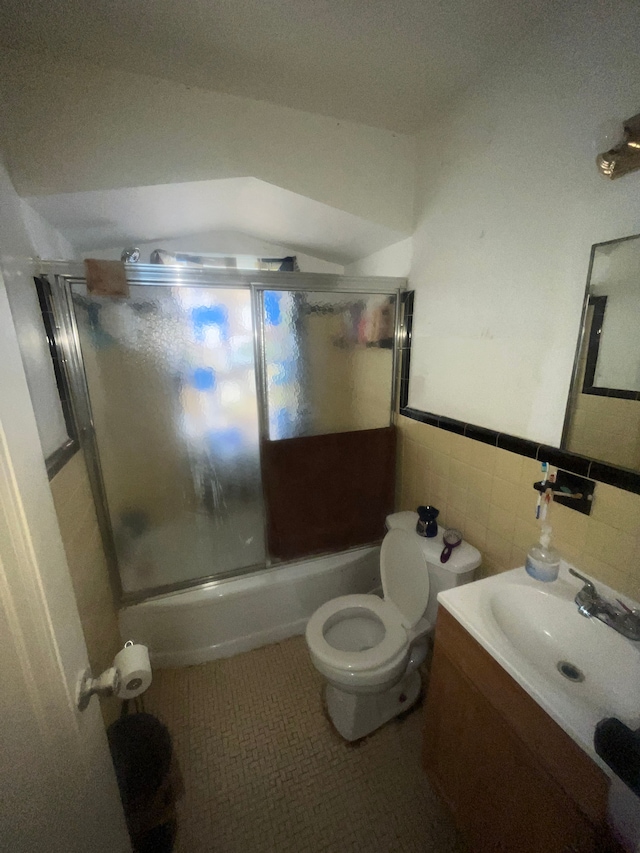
[424,640,597,853]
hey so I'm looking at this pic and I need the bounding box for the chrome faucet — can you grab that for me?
[569,568,640,641]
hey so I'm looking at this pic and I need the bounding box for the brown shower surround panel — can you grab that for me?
[261,426,396,561]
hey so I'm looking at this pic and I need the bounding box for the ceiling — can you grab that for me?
[2,0,554,133]
[26,178,408,264]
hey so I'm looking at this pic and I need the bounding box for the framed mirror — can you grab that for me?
[563,233,640,471]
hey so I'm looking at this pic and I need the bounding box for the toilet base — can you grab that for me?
[325,670,422,741]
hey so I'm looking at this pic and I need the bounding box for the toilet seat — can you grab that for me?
[305,594,408,673]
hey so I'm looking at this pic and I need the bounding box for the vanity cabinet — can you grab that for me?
[423,607,620,853]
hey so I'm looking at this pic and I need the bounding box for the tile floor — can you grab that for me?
[144,635,465,852]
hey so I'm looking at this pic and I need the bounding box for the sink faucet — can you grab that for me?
[569,569,640,641]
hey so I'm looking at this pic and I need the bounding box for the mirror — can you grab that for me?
[563,233,640,471]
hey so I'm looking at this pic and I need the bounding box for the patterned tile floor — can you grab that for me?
[144,635,466,853]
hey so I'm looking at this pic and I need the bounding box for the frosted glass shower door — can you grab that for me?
[262,290,397,439]
[71,284,265,595]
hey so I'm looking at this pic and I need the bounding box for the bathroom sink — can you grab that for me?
[489,585,640,721]
[437,564,640,772]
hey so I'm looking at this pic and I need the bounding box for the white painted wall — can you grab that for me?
[0,160,76,458]
[19,199,77,259]
[0,48,416,234]
[85,232,344,273]
[344,237,412,278]
[409,0,640,445]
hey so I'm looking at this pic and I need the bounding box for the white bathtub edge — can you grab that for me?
[150,617,308,668]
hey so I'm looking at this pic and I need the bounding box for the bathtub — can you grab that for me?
[119,545,381,668]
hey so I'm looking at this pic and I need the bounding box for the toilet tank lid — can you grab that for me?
[385,511,481,573]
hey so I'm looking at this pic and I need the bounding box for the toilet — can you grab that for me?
[305,511,481,740]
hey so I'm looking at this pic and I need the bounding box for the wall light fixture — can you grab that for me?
[597,112,640,179]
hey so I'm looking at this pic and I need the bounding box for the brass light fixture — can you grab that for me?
[597,112,640,179]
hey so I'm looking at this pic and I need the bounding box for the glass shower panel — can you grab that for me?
[71,284,265,594]
[262,290,397,439]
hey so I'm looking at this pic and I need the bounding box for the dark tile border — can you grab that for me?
[496,432,536,458]
[438,416,465,435]
[536,444,591,478]
[589,461,640,496]
[399,405,640,496]
[466,424,498,446]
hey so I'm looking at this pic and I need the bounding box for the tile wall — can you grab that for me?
[396,414,640,601]
[50,451,122,725]
[567,393,640,472]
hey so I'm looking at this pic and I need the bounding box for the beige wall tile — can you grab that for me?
[478,558,500,578]
[485,530,512,570]
[512,517,541,553]
[590,483,621,529]
[448,483,468,515]
[466,466,493,501]
[429,474,449,517]
[493,449,524,485]
[416,466,431,506]
[592,483,640,537]
[512,484,538,523]
[466,490,490,527]
[430,449,450,480]
[467,440,496,474]
[396,417,640,602]
[449,432,471,465]
[510,546,528,569]
[487,503,516,539]
[578,555,630,597]
[619,570,640,604]
[464,520,487,552]
[412,422,439,447]
[429,426,452,456]
[403,436,418,473]
[548,503,588,552]
[584,520,636,568]
[490,477,522,513]
[449,457,470,490]
[403,418,425,445]
[519,457,542,488]
[446,505,466,535]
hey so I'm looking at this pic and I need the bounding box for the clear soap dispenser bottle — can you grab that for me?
[525,524,560,582]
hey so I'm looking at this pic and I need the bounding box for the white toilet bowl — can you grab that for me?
[306,593,429,694]
[305,512,481,740]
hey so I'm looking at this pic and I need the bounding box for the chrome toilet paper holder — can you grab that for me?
[77,666,121,711]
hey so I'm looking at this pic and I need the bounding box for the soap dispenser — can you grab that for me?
[525,524,560,582]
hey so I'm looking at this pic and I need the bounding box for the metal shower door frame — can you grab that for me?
[41,262,406,605]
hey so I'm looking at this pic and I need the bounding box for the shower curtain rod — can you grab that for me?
[37,260,407,293]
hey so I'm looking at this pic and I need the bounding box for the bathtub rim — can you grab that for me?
[120,541,383,610]
[119,542,383,668]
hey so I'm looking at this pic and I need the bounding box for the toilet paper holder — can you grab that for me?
[77,640,150,711]
[77,666,121,711]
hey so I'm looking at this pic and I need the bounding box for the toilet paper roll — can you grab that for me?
[114,642,152,699]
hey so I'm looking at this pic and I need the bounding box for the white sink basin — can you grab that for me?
[438,564,640,772]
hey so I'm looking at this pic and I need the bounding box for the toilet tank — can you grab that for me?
[385,511,481,628]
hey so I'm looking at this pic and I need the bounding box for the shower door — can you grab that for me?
[69,282,265,595]
[258,289,398,560]
[47,265,403,602]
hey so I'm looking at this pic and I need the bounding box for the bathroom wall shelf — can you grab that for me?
[532,470,596,516]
